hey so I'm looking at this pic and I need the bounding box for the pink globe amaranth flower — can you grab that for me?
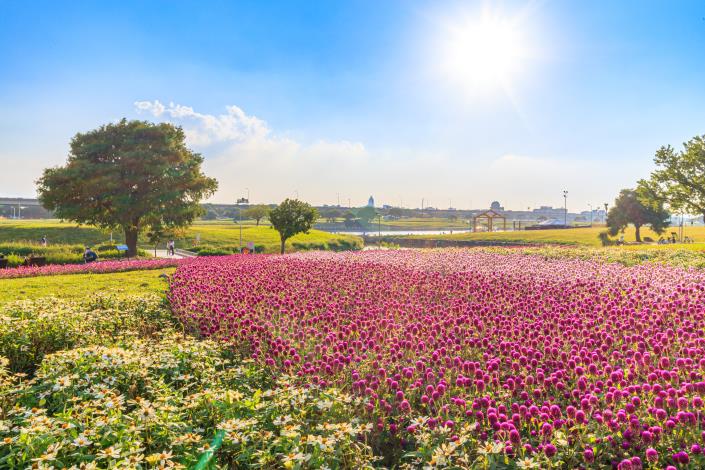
[509,429,521,444]
[645,448,658,462]
[617,459,633,470]
[672,451,689,464]
[544,443,557,457]
[583,448,595,463]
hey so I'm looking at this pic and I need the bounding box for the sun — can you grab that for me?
[438,9,530,94]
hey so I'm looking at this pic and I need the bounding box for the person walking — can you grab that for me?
[40,235,47,247]
[167,240,175,256]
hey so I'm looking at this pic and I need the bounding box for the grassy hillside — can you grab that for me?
[405,225,705,248]
[0,219,362,254]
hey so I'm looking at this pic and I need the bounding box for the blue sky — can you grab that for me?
[1,0,705,210]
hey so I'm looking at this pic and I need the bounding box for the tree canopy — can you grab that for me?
[606,188,670,242]
[242,205,271,226]
[355,206,377,223]
[268,199,318,254]
[37,119,218,256]
[639,134,705,223]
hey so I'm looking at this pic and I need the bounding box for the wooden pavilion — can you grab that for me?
[472,209,507,232]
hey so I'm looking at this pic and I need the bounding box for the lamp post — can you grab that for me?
[563,190,568,226]
[604,203,608,224]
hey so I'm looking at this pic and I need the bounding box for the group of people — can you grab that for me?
[658,235,695,244]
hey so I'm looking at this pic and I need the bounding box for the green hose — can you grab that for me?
[192,429,225,470]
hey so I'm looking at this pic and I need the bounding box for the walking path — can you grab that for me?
[151,250,194,259]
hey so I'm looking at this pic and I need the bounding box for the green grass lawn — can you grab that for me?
[376,217,471,229]
[0,219,362,254]
[180,222,361,253]
[0,267,175,304]
[406,225,705,248]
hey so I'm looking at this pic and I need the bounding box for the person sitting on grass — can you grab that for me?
[83,246,98,263]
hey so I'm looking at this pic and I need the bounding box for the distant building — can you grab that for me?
[367,196,375,208]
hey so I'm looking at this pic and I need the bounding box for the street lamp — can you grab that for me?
[563,190,568,226]
[604,203,608,224]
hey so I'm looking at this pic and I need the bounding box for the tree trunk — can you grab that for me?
[256,218,260,226]
[280,237,287,255]
[634,224,642,243]
[125,226,139,257]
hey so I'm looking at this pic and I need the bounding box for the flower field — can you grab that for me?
[0,258,183,279]
[169,249,705,468]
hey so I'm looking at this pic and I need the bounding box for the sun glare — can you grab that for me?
[438,9,530,94]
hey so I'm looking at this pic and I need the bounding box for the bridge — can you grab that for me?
[0,197,41,206]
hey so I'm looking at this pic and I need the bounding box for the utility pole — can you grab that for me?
[563,190,568,226]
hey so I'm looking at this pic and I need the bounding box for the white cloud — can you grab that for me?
[133,100,374,204]
[134,100,270,146]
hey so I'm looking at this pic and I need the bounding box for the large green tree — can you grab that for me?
[606,188,670,242]
[37,119,218,256]
[268,199,318,254]
[639,135,705,223]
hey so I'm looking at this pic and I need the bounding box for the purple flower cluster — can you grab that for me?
[0,258,183,279]
[169,249,705,466]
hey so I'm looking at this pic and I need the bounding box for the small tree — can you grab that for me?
[356,206,377,223]
[640,135,705,223]
[146,224,185,256]
[37,119,218,256]
[242,205,270,226]
[269,199,318,254]
[319,208,342,223]
[607,188,670,242]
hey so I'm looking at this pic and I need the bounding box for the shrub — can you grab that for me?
[0,241,146,267]
[0,333,378,469]
[0,295,173,373]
